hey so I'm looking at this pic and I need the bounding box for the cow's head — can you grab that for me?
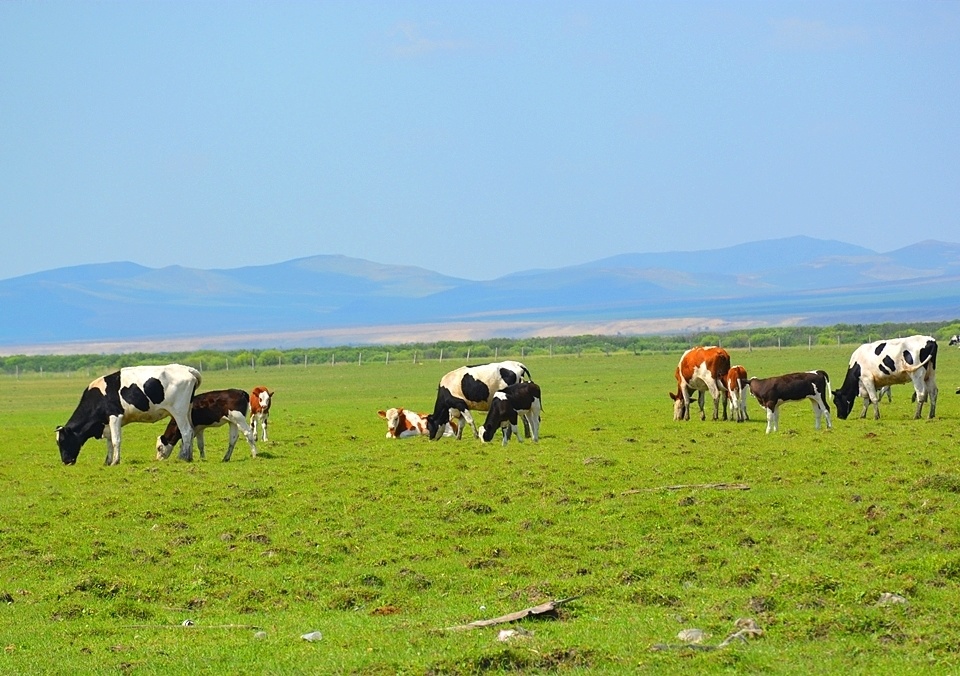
[425,413,447,441]
[832,389,855,420]
[156,436,176,460]
[56,426,82,465]
[668,392,685,420]
[258,389,274,411]
[378,408,402,438]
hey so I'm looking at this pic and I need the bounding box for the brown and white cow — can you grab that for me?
[669,346,730,421]
[378,407,458,438]
[725,364,749,422]
[157,389,258,462]
[748,370,833,434]
[249,386,274,441]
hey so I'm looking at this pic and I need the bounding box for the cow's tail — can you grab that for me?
[521,364,532,381]
[187,366,202,395]
[906,352,934,374]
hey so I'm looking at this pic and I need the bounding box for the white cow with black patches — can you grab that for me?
[56,364,202,465]
[832,335,938,420]
[479,381,542,446]
[425,361,531,440]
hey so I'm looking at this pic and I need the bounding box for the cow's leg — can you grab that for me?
[764,406,775,434]
[105,415,123,465]
[173,411,195,462]
[459,408,478,438]
[222,424,239,462]
[224,411,257,460]
[929,383,938,418]
[196,430,206,461]
[527,406,541,442]
[811,397,822,430]
[257,412,269,441]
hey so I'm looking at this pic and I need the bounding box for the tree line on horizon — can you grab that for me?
[2,320,957,376]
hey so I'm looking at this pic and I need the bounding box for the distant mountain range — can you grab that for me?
[3,236,960,354]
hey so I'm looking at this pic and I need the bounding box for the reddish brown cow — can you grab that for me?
[250,386,274,441]
[725,364,749,422]
[156,388,257,462]
[669,346,731,421]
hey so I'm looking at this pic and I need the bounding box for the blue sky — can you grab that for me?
[2,1,958,282]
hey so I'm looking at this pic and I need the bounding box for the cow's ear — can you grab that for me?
[377,410,387,419]
[668,392,678,400]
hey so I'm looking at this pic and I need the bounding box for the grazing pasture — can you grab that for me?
[2,346,960,673]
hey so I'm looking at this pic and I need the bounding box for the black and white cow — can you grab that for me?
[478,382,542,446]
[57,364,202,465]
[949,335,960,347]
[748,370,833,434]
[425,360,531,440]
[833,335,938,420]
[156,389,258,462]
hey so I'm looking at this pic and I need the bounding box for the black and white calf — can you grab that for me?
[57,364,202,465]
[748,370,833,434]
[479,382,542,446]
[425,360,531,440]
[949,335,960,347]
[157,389,258,462]
[832,335,938,420]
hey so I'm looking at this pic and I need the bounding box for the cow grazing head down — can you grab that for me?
[57,364,202,465]
[156,388,257,463]
[669,346,731,421]
[478,381,542,446]
[832,336,937,420]
[425,361,531,440]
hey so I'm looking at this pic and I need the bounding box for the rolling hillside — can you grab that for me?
[2,236,959,353]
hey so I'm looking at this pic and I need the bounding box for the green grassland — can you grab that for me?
[3,345,960,674]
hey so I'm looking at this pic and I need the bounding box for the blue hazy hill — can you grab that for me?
[2,237,959,348]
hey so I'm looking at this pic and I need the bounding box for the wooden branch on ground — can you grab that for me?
[121,623,262,630]
[444,597,579,631]
[622,482,750,495]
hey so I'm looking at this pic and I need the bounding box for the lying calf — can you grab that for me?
[378,407,457,438]
[157,388,258,462]
[479,382,542,446]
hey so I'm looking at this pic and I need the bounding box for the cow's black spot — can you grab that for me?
[920,340,937,369]
[121,384,152,412]
[874,342,887,356]
[881,356,896,374]
[460,374,491,404]
[499,367,519,387]
[903,350,914,365]
[143,377,165,405]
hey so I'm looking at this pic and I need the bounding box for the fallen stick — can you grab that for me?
[444,597,579,631]
[122,623,262,630]
[622,482,750,495]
